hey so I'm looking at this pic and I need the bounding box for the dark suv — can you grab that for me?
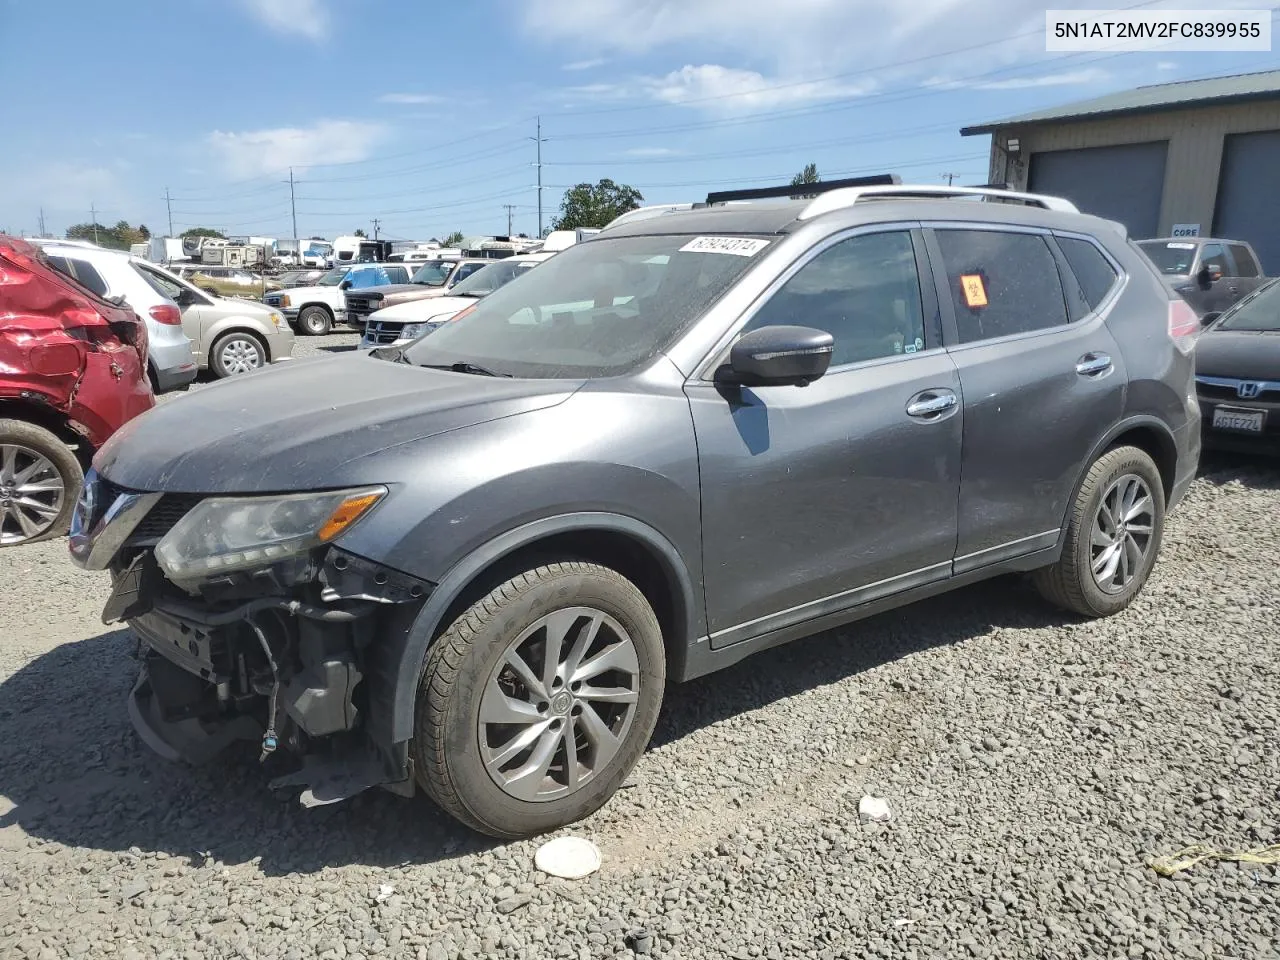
[69,184,1201,838]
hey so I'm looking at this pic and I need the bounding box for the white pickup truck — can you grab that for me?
[262,262,414,335]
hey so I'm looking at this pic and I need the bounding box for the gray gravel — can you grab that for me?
[2,353,1278,958]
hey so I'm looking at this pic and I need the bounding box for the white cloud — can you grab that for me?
[206,119,386,178]
[378,93,445,105]
[645,64,874,109]
[235,0,329,41]
[624,147,679,157]
[563,58,607,71]
[0,162,133,229]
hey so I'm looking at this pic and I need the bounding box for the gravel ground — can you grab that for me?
[2,349,1278,959]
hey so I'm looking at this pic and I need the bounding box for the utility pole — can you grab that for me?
[529,116,547,237]
[941,173,958,186]
[371,218,381,241]
[286,168,299,263]
[37,208,46,238]
[502,204,516,235]
[164,187,174,237]
[90,203,99,244]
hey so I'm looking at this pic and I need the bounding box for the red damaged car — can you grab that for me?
[0,235,154,545]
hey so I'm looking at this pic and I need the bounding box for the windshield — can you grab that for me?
[317,267,352,286]
[400,234,769,378]
[450,259,538,297]
[1139,240,1197,276]
[1216,278,1280,332]
[411,260,454,286]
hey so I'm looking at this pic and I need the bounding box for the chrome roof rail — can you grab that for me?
[798,185,1080,220]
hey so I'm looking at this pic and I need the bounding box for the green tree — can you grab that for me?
[552,179,643,230]
[354,228,367,238]
[790,163,821,199]
[441,230,464,246]
[179,227,227,239]
[65,220,152,251]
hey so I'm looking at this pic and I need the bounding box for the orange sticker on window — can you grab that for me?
[960,274,988,308]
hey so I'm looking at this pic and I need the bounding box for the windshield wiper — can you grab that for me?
[421,361,511,377]
[453,291,487,298]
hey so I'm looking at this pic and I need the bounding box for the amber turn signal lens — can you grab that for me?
[317,491,384,542]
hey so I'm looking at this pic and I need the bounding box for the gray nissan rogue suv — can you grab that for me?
[69,184,1201,838]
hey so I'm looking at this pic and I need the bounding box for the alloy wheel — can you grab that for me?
[219,337,263,375]
[478,606,641,802]
[1090,473,1155,594]
[0,443,66,545]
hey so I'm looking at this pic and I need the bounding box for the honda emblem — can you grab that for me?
[1236,381,1261,399]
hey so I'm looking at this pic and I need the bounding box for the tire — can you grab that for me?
[0,419,83,547]
[210,331,267,378]
[1033,445,1165,618]
[414,561,666,839]
[297,305,331,336]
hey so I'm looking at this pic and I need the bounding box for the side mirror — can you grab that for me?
[339,279,352,290]
[717,325,834,387]
[1198,265,1221,286]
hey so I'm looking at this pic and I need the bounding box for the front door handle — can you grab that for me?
[906,389,958,419]
[1075,353,1113,377]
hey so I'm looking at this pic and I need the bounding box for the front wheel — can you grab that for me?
[1033,445,1165,618]
[0,419,83,546]
[297,305,331,336]
[210,331,267,377]
[414,562,665,838]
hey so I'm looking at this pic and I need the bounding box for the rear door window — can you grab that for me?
[933,229,1068,343]
[1227,243,1260,278]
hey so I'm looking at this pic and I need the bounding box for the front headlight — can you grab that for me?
[155,486,386,580]
[400,323,428,340]
[270,311,284,330]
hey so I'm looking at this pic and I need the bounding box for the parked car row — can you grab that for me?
[0,237,154,545]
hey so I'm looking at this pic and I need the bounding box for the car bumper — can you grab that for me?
[265,326,296,361]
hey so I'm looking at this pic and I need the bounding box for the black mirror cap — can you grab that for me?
[720,325,835,387]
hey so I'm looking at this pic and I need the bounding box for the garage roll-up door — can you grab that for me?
[1028,141,1168,239]
[1213,129,1280,274]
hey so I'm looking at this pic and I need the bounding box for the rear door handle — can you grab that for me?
[906,389,958,419]
[1075,353,1113,377]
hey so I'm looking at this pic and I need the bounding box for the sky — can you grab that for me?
[1,0,1277,243]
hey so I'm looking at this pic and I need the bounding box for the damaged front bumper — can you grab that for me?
[72,472,432,806]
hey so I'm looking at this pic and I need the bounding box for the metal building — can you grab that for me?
[961,70,1280,271]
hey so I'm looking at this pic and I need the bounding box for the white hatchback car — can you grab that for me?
[360,254,553,349]
[33,240,198,392]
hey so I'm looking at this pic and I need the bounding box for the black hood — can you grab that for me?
[1195,329,1280,380]
[95,353,579,493]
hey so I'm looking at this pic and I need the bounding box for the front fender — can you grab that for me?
[375,511,698,746]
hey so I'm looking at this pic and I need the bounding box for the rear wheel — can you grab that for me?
[210,331,267,377]
[0,419,83,546]
[297,306,331,336]
[1033,445,1165,617]
[414,562,665,838]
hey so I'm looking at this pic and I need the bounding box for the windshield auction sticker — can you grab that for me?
[679,237,771,257]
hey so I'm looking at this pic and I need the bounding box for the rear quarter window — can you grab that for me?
[45,255,110,298]
[1057,237,1121,317]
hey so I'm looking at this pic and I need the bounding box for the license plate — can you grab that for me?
[1212,406,1265,433]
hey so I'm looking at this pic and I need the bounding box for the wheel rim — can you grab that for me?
[478,606,640,803]
[1091,473,1155,594]
[303,313,326,334]
[0,443,66,545]
[218,337,263,375]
